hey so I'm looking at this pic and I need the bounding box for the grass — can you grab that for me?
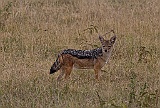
[0,0,160,108]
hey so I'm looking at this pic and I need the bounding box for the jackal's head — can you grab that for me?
[99,35,116,53]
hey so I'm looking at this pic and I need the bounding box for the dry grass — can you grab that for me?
[0,0,160,108]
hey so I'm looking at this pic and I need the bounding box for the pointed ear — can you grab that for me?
[110,36,116,44]
[99,36,105,43]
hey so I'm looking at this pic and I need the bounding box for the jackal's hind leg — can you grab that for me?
[57,69,65,81]
[64,66,73,79]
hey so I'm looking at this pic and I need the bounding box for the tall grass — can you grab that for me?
[0,0,160,107]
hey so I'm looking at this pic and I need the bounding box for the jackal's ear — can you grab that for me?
[99,36,105,43]
[110,36,116,44]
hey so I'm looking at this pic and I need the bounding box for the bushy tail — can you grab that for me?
[50,55,63,74]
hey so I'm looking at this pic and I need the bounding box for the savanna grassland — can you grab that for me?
[0,0,160,108]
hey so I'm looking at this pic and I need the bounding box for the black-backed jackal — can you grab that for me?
[50,31,116,81]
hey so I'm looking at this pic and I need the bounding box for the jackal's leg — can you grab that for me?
[94,59,103,80]
[57,69,65,81]
[64,66,73,79]
[94,68,101,80]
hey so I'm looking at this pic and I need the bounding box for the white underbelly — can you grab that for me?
[73,64,94,69]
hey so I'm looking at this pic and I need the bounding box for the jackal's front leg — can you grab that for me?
[94,68,101,80]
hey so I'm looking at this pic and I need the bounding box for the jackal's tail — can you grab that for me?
[50,54,63,74]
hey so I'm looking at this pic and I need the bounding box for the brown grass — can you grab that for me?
[0,0,160,108]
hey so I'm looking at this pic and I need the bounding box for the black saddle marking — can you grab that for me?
[61,48,103,59]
